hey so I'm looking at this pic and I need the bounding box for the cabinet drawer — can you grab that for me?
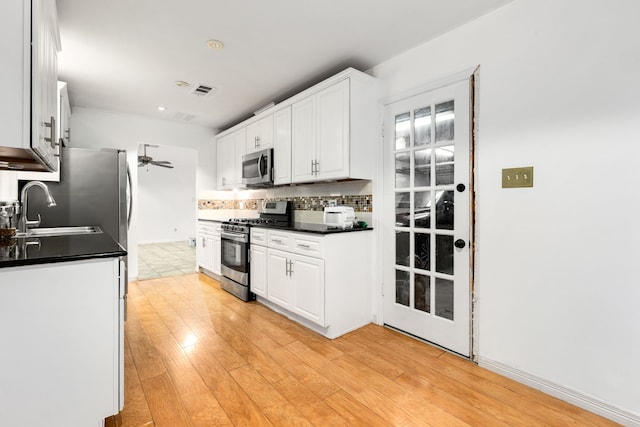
[197,221,221,236]
[267,229,324,257]
[250,228,268,246]
[267,230,292,250]
[292,235,323,257]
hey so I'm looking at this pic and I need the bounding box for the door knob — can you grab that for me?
[454,239,466,249]
[456,183,466,192]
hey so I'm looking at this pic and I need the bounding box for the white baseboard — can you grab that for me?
[478,357,640,426]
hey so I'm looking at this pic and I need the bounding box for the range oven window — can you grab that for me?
[221,236,247,273]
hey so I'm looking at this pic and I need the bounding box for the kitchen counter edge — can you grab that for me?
[252,222,374,235]
[0,233,126,269]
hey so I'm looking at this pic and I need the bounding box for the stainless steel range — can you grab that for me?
[220,201,291,301]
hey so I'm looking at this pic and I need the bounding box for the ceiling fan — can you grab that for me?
[138,144,174,169]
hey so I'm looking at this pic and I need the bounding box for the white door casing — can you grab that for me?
[382,77,472,357]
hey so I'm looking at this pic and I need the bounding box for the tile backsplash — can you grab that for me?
[198,193,373,213]
[199,180,374,213]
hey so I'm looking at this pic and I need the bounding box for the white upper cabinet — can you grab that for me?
[292,79,350,182]
[17,81,69,182]
[291,70,375,184]
[0,0,60,172]
[216,128,246,190]
[233,127,246,188]
[215,68,376,190]
[291,96,316,183]
[273,106,292,185]
[245,115,274,154]
[216,133,234,190]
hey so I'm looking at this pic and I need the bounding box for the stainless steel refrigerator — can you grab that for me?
[19,146,131,294]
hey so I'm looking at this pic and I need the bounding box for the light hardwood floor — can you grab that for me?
[105,273,617,426]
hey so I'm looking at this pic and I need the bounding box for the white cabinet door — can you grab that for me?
[31,0,59,171]
[1,0,28,151]
[16,81,67,182]
[0,259,120,425]
[233,127,246,188]
[204,236,215,272]
[291,79,349,183]
[267,248,291,308]
[250,244,268,298]
[291,96,316,183]
[290,253,325,326]
[1,0,59,172]
[316,79,349,180]
[273,107,292,185]
[196,233,206,268]
[212,235,221,275]
[216,134,233,190]
[246,115,274,153]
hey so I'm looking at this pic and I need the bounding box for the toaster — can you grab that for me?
[323,206,355,229]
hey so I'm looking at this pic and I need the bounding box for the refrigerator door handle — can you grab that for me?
[126,164,133,230]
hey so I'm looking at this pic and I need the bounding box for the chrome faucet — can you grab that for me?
[18,181,57,234]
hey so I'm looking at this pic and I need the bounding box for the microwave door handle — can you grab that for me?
[258,153,264,179]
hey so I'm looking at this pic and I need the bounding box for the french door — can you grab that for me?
[383,78,472,357]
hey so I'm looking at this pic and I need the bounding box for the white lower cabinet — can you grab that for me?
[252,227,371,339]
[289,252,325,326]
[249,243,267,298]
[197,220,221,276]
[265,247,325,325]
[0,258,122,425]
[266,248,290,307]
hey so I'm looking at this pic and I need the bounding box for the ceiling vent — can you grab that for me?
[191,84,216,97]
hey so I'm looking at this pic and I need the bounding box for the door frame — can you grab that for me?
[373,66,480,360]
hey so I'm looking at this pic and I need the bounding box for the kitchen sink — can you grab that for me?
[17,226,103,237]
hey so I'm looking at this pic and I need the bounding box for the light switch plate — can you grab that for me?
[502,167,533,188]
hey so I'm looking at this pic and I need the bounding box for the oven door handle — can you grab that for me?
[221,231,249,243]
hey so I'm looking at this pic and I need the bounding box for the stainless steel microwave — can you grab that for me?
[242,148,273,187]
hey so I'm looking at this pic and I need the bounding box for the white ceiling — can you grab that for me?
[56,0,513,131]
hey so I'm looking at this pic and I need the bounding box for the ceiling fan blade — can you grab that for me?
[137,162,145,167]
[150,161,174,168]
[152,160,171,164]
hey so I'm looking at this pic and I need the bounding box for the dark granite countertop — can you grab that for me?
[253,222,373,235]
[0,232,126,268]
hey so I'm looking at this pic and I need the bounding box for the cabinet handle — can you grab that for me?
[289,259,294,275]
[315,160,319,175]
[256,136,260,147]
[202,237,206,247]
[285,259,290,276]
[44,116,56,148]
[297,243,311,249]
[272,238,283,244]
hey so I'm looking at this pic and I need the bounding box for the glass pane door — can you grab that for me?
[384,78,471,356]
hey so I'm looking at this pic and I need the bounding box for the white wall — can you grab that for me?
[138,143,197,244]
[69,107,216,278]
[371,0,640,421]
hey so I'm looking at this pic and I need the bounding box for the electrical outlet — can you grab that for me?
[502,166,534,188]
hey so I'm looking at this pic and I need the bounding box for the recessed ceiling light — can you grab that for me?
[157,105,167,111]
[175,80,190,88]
[206,39,224,49]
